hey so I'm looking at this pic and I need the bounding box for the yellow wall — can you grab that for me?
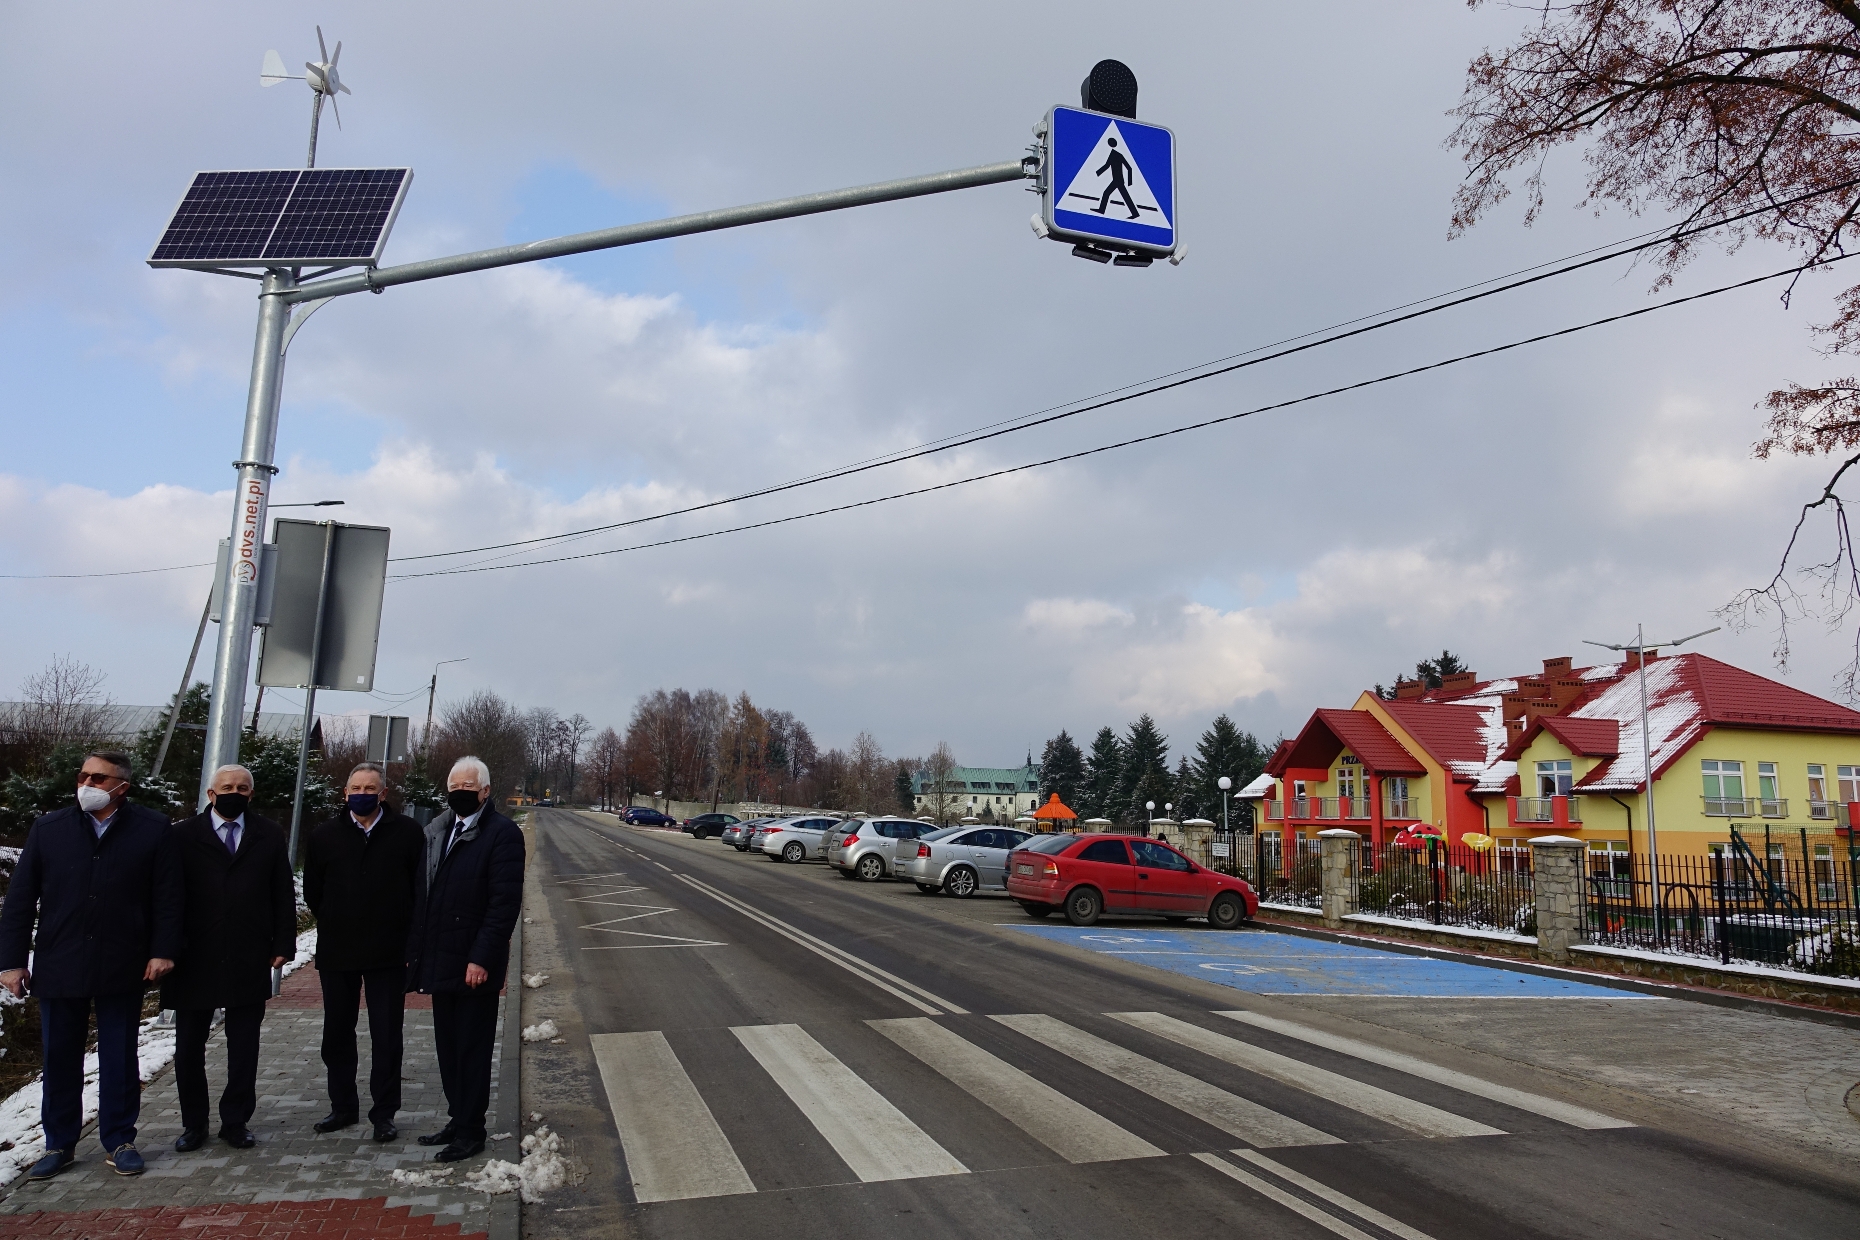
[1486,726,1860,857]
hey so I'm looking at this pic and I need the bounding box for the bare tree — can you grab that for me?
[433,689,529,806]
[1447,1,1860,690]
[2,655,114,761]
[847,731,889,815]
[920,741,963,825]
[582,726,624,809]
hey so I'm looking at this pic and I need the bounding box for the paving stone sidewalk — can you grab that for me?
[0,962,516,1239]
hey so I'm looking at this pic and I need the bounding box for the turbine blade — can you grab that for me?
[330,96,342,129]
[317,25,329,62]
[330,40,341,68]
[261,49,289,84]
[338,81,351,95]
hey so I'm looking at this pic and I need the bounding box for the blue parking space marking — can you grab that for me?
[1008,926,1646,997]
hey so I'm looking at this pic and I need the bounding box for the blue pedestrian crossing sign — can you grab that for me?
[1042,106,1176,257]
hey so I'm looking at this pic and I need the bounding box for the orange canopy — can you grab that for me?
[1031,793,1077,820]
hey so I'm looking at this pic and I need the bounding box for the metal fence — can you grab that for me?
[1354,840,1537,934]
[1254,836,1324,909]
[1585,833,1858,978]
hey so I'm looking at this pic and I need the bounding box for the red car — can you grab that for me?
[1005,833,1258,929]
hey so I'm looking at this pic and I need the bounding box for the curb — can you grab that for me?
[1254,915,1860,1032]
[488,916,522,1240]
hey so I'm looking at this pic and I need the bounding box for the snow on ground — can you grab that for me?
[462,1125,570,1202]
[520,1019,558,1043]
[0,925,318,1188]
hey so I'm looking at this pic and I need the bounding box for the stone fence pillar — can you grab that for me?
[1531,836,1586,963]
[1317,829,1361,928]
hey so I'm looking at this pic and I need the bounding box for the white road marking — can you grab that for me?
[591,1031,756,1203]
[733,1024,968,1183]
[1192,1153,1381,1240]
[1217,1011,1633,1130]
[990,1015,1340,1149]
[677,874,966,1015]
[1230,1149,1439,1240]
[1110,1013,1504,1139]
[869,1018,1165,1164]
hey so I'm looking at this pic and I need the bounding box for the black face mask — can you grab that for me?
[213,791,250,819]
[347,793,381,817]
[447,789,483,817]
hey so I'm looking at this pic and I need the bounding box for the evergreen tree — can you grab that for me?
[894,762,915,814]
[1170,755,1195,818]
[1188,714,1271,824]
[1376,649,1469,698]
[1039,730,1086,808]
[1082,727,1123,821]
[1118,715,1171,826]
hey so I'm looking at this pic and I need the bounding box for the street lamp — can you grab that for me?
[1582,624,1718,939]
[270,499,346,508]
[1146,800,1155,835]
[1218,775,1232,835]
[424,658,469,755]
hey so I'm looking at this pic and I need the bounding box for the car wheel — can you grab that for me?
[783,841,807,863]
[944,866,979,898]
[1064,887,1103,926]
[915,882,939,895]
[1017,901,1055,919]
[857,854,885,882]
[1208,893,1246,930]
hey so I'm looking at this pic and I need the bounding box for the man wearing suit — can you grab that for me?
[303,761,423,1141]
[0,751,182,1180]
[162,764,297,1151]
[405,755,523,1162]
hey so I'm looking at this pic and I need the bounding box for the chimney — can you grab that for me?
[1624,648,1658,672]
[1439,671,1477,694]
[1524,701,1562,726]
[1517,676,1548,697]
[1394,678,1426,700]
[1543,656,1573,678]
[1550,677,1587,707]
[1503,694,1532,721]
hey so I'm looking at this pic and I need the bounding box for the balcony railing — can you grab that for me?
[1807,801,1851,825]
[1384,796,1418,820]
[1702,797,1754,817]
[1265,800,1283,820]
[1289,796,1311,819]
[1516,796,1583,824]
[1314,797,1340,819]
[1343,796,1371,819]
[1758,798,1788,819]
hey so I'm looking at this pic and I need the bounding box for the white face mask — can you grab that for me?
[76,784,115,814]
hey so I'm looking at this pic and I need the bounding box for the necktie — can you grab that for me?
[223,822,240,855]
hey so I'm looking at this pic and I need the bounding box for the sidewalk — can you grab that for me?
[0,958,519,1239]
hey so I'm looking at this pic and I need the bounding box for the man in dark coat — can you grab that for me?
[0,751,182,1180]
[406,755,524,1162]
[161,763,297,1151]
[303,761,423,1141]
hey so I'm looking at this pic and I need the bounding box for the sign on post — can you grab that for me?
[1042,106,1177,258]
[366,714,411,763]
[256,519,391,691]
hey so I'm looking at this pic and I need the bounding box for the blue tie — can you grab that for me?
[222,822,239,854]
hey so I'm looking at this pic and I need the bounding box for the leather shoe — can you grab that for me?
[26,1148,74,1180]
[416,1126,457,1147]
[313,1112,359,1134]
[433,1138,486,1163]
[373,1122,399,1143]
[220,1128,256,1149]
[174,1129,207,1153]
[106,1143,145,1176]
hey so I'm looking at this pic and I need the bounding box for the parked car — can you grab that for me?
[683,812,741,840]
[622,806,677,826]
[896,826,1034,897]
[826,818,940,881]
[727,818,775,850]
[758,815,840,863]
[1004,833,1257,928]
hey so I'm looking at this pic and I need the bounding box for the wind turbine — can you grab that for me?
[261,26,351,168]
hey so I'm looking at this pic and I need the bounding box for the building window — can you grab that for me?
[1701,760,1745,815]
[1588,840,1631,895]
[1808,764,1832,818]
[1757,762,1785,816]
[1497,838,1531,874]
[1840,765,1860,805]
[1536,760,1573,796]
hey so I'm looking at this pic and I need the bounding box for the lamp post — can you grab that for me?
[1582,625,1718,940]
[424,658,469,755]
[1145,800,1155,836]
[1218,776,1232,833]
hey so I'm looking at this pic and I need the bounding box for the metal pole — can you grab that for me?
[1636,624,1664,941]
[151,592,213,782]
[280,160,1034,306]
[199,270,295,808]
[307,93,323,169]
[287,522,338,865]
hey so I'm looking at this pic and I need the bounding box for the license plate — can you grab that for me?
[1016,864,1034,875]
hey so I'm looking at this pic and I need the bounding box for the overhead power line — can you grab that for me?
[388,253,1853,582]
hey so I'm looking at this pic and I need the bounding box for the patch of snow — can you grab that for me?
[528,1111,544,1123]
[520,1019,559,1043]
[462,1124,571,1202]
[521,973,549,989]
[489,1131,513,1141]
[390,1166,455,1188]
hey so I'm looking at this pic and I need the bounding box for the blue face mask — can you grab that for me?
[347,793,381,817]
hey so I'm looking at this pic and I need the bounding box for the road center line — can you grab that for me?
[1229,1149,1439,1240]
[1192,1153,1414,1240]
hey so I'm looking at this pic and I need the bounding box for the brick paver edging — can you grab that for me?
[0,1197,479,1238]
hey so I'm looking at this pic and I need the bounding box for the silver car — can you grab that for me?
[759,815,839,862]
[827,818,939,881]
[728,817,779,851]
[896,826,1034,897]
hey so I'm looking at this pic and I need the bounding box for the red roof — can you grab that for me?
[1501,716,1620,762]
[1268,709,1423,776]
[1376,699,1492,776]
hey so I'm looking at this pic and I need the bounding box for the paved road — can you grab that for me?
[516,810,1860,1239]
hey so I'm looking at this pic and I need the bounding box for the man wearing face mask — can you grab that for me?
[162,764,296,1152]
[302,762,423,1140]
[405,756,524,1163]
[0,752,182,1180]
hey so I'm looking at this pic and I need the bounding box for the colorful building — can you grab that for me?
[1249,652,1860,870]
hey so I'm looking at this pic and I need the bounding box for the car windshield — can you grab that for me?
[1016,833,1076,854]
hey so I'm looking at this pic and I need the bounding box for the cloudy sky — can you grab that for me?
[1,2,1852,767]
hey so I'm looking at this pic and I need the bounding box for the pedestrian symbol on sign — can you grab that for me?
[1041,106,1177,259]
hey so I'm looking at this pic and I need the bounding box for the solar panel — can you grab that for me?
[148,168,412,269]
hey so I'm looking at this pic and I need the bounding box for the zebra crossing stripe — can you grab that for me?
[590,1031,756,1203]
[1216,1011,1634,1130]
[869,1017,1165,1164]
[990,1014,1341,1149]
[1110,1013,1504,1139]
[1229,1149,1439,1240]
[733,1023,969,1182]
[1192,1153,1385,1240]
